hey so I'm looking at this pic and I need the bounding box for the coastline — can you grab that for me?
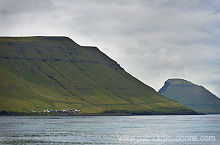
[0,111,204,116]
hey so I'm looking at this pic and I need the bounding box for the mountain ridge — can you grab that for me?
[0,37,198,115]
[159,78,220,114]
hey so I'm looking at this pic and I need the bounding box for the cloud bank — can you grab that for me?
[0,0,220,96]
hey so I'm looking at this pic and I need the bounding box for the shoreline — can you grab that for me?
[0,111,205,116]
[0,111,132,116]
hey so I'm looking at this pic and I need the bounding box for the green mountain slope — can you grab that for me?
[159,79,220,114]
[0,37,197,115]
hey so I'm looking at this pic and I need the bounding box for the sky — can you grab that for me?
[0,0,220,97]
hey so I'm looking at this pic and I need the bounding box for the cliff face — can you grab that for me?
[0,37,197,114]
[159,79,220,114]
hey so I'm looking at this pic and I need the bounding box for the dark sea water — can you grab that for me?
[0,115,219,145]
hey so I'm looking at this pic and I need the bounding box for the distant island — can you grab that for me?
[159,79,220,114]
[0,36,199,115]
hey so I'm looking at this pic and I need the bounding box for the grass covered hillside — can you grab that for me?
[159,79,220,114]
[0,37,197,115]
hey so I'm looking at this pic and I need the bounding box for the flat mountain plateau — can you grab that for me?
[0,37,198,115]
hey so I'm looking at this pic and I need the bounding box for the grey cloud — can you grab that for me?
[0,0,219,96]
[0,0,54,14]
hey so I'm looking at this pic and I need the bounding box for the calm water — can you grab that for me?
[0,115,219,145]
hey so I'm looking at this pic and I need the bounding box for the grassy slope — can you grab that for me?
[159,79,220,114]
[0,37,197,114]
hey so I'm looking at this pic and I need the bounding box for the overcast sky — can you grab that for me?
[0,0,220,97]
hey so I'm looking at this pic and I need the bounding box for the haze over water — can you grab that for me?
[0,115,219,144]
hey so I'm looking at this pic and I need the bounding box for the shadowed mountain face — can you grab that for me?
[0,37,197,115]
[159,79,220,114]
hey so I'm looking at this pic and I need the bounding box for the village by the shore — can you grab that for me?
[28,106,80,114]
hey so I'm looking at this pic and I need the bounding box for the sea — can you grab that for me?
[0,114,219,145]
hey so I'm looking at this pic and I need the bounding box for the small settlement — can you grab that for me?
[29,106,80,115]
